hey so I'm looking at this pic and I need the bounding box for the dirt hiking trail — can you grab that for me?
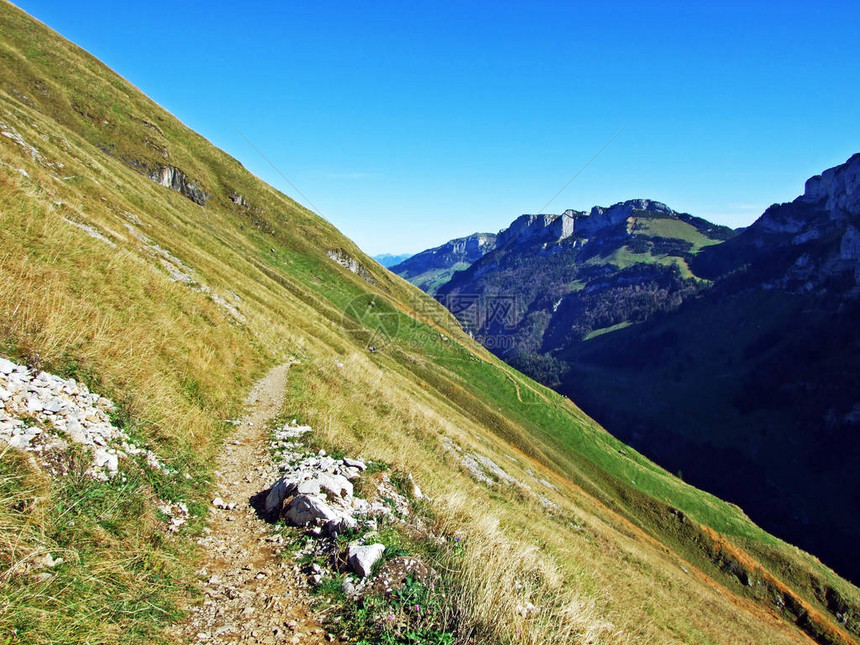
[171,363,337,644]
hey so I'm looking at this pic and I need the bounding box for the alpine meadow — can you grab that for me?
[0,2,859,645]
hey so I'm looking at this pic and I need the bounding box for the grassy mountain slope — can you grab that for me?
[559,287,860,586]
[0,3,858,644]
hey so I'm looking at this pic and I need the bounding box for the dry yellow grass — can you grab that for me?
[284,355,828,644]
[0,2,857,642]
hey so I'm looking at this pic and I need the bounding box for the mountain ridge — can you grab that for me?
[389,231,497,293]
[419,153,860,585]
[2,2,859,643]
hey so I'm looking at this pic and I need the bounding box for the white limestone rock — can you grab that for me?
[317,472,353,499]
[347,543,385,578]
[284,494,339,526]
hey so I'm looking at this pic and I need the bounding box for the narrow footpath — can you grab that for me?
[171,363,335,644]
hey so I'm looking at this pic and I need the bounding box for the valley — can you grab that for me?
[393,156,860,587]
[1,2,859,644]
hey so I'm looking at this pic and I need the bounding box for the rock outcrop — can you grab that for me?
[802,152,860,215]
[577,199,675,237]
[263,421,432,590]
[698,153,860,294]
[496,213,575,247]
[150,165,209,205]
[327,249,376,284]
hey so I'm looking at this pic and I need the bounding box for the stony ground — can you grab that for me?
[170,363,338,645]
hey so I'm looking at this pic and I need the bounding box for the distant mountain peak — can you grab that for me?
[701,153,860,295]
[589,198,675,217]
[373,253,413,268]
[801,152,860,215]
[387,232,497,294]
[496,200,681,248]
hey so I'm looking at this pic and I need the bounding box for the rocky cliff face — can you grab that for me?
[388,232,496,294]
[577,199,675,237]
[493,200,679,249]
[803,152,860,215]
[496,213,576,247]
[150,164,209,205]
[696,154,860,296]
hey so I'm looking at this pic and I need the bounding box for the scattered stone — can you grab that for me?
[61,217,116,247]
[347,544,385,578]
[285,494,339,525]
[342,457,366,470]
[0,358,168,480]
[317,472,352,499]
[408,473,423,499]
[515,601,536,617]
[0,358,16,374]
[37,553,64,569]
[325,515,357,537]
[341,577,358,596]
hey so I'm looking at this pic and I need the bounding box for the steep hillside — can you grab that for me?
[1,3,858,644]
[560,154,860,585]
[389,232,496,294]
[436,200,734,383]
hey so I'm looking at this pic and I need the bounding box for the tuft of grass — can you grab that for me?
[0,447,190,644]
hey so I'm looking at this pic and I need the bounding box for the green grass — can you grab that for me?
[585,244,695,277]
[635,217,722,251]
[583,320,634,340]
[0,448,191,644]
[0,2,858,643]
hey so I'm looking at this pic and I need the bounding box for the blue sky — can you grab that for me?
[14,1,860,254]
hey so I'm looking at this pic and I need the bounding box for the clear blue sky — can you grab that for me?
[13,1,860,255]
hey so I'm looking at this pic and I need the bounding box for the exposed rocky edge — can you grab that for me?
[61,216,116,247]
[697,153,860,294]
[0,119,65,171]
[496,213,575,247]
[150,164,209,205]
[0,357,169,481]
[326,249,376,284]
[229,192,248,207]
[442,436,561,511]
[493,200,680,248]
[95,145,209,207]
[801,153,860,219]
[576,199,676,237]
